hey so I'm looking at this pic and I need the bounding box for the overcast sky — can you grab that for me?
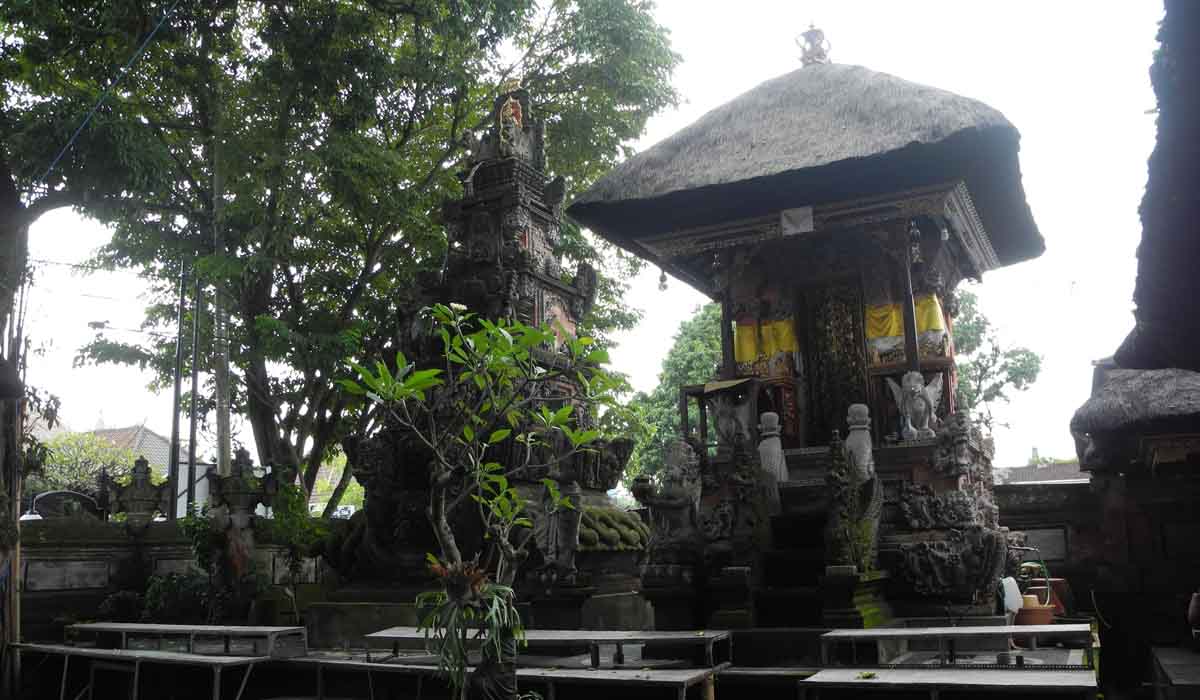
[25,1,1161,469]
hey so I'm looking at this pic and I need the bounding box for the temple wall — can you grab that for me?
[18,518,325,642]
[994,482,1103,613]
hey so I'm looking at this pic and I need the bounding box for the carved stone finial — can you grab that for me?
[844,404,874,481]
[110,455,169,529]
[798,23,831,66]
[757,412,786,514]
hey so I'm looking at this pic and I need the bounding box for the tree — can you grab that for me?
[25,431,136,498]
[343,303,629,699]
[953,289,1041,432]
[1,1,679,509]
[626,303,722,482]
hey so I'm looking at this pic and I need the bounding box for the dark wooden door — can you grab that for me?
[800,279,869,446]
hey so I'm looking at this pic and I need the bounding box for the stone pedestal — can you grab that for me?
[642,586,699,630]
[307,602,420,649]
[706,566,755,628]
[581,591,654,630]
[526,586,594,629]
[819,570,892,628]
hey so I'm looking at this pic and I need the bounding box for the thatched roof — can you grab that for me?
[569,63,1043,269]
[1113,0,1200,372]
[1070,368,1200,434]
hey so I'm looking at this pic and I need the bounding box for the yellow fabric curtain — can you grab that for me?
[864,294,945,339]
[734,318,799,364]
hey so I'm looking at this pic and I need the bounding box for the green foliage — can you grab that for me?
[179,505,225,574]
[264,483,329,576]
[2,0,679,502]
[24,432,136,498]
[141,572,210,624]
[310,452,365,512]
[343,304,628,578]
[625,303,722,483]
[953,290,1042,432]
[97,590,144,623]
[416,578,524,700]
[346,303,632,697]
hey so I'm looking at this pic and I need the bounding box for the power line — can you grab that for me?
[28,257,120,272]
[39,0,184,183]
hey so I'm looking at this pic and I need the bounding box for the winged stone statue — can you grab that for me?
[886,371,943,441]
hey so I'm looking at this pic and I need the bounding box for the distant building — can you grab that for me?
[91,424,177,476]
[994,458,1088,485]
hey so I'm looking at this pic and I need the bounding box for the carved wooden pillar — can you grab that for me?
[899,221,921,373]
[720,295,735,379]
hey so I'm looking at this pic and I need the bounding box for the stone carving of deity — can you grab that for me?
[632,440,702,546]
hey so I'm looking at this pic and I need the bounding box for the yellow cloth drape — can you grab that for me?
[734,318,799,364]
[865,294,945,339]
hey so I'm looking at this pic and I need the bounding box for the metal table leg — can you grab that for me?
[212,666,222,700]
[233,664,255,700]
[60,654,70,700]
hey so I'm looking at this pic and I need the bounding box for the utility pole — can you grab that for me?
[211,78,232,477]
[187,274,201,511]
[167,260,187,519]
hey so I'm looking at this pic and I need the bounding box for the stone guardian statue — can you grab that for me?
[886,371,943,441]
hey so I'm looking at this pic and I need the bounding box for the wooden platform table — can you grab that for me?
[799,667,1097,700]
[67,622,307,658]
[1152,646,1200,700]
[284,655,723,700]
[15,643,264,700]
[363,626,732,669]
[820,624,1093,668]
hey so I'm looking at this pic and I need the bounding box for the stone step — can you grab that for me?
[729,627,830,666]
[769,512,826,549]
[761,548,826,587]
[753,586,823,627]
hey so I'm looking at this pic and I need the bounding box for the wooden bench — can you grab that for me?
[820,624,1094,668]
[68,622,308,658]
[15,643,264,700]
[799,667,1098,700]
[364,626,732,668]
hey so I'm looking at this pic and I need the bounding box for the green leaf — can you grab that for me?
[488,429,511,444]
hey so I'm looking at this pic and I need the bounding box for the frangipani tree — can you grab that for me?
[340,303,629,699]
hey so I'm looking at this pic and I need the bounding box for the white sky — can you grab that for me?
[24,1,1161,469]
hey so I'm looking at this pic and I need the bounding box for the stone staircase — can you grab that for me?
[753,452,833,628]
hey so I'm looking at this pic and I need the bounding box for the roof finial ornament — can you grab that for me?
[798,23,831,66]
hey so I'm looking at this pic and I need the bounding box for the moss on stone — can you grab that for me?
[577,506,648,552]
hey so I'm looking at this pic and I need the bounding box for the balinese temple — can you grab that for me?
[570,34,1044,627]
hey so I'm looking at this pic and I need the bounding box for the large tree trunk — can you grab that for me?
[0,161,28,696]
